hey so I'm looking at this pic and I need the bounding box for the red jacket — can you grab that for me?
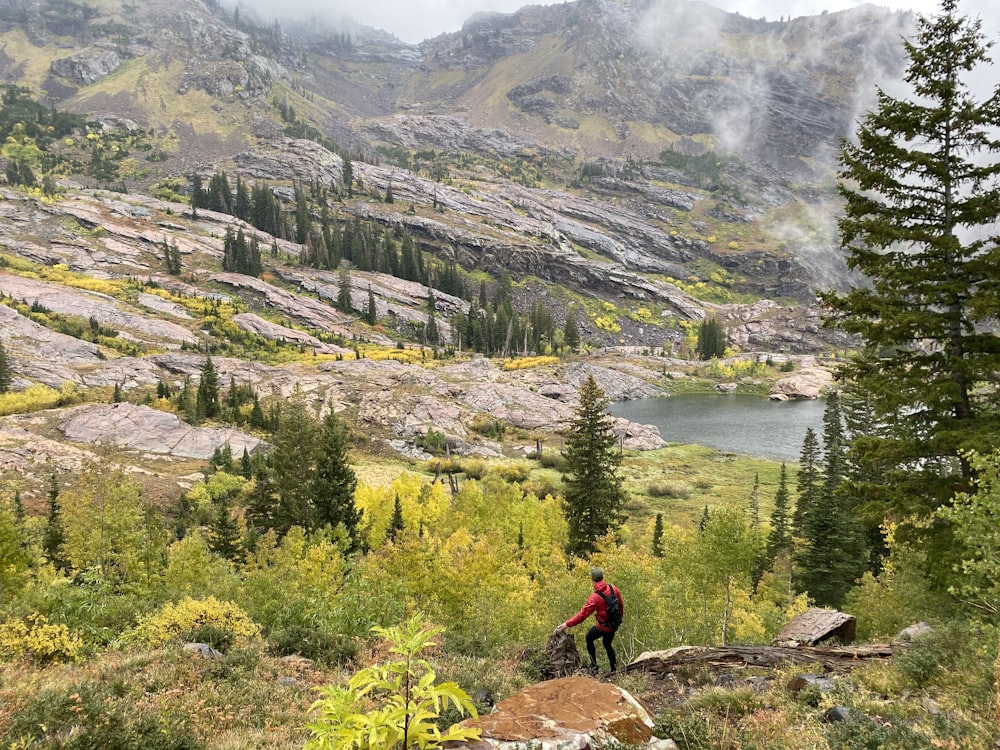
[564,580,623,632]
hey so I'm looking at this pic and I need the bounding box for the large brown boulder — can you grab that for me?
[452,675,661,749]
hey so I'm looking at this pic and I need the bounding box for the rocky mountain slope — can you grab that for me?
[0,0,894,496]
[0,0,914,299]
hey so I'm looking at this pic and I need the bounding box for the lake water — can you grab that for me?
[610,393,826,461]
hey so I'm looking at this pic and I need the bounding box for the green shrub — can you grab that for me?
[685,687,762,716]
[469,416,506,440]
[268,623,358,666]
[420,428,448,454]
[305,616,481,749]
[538,449,567,472]
[893,620,969,688]
[1,683,204,750]
[653,712,713,750]
[647,479,693,499]
[522,476,562,500]
[826,714,923,750]
[199,645,262,682]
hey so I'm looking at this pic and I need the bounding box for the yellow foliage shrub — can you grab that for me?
[128,596,261,648]
[0,384,63,416]
[0,614,85,664]
[501,356,559,371]
[593,316,621,333]
[365,347,426,364]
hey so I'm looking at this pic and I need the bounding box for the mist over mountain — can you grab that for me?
[0,0,922,343]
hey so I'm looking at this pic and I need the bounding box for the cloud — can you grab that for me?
[232,0,998,44]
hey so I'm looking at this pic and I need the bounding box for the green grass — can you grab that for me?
[620,445,791,530]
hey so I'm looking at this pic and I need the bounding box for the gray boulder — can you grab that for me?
[50,46,122,85]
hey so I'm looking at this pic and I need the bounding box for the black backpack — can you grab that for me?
[600,586,622,629]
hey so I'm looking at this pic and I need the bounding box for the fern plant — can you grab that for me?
[305,615,481,749]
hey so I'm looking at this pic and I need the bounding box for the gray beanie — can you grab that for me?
[590,567,604,582]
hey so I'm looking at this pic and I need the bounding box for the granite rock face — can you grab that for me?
[59,403,262,459]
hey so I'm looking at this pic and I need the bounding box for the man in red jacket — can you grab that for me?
[554,567,624,674]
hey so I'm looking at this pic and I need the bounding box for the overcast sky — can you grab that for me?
[237,0,997,44]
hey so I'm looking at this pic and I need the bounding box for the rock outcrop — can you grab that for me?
[59,403,262,459]
[769,366,834,400]
[0,273,197,346]
[50,45,123,86]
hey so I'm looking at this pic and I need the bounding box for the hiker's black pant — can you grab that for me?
[586,626,617,672]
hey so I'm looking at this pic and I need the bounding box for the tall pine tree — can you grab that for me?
[795,393,867,607]
[311,408,360,549]
[562,375,626,556]
[0,339,12,393]
[821,0,1000,575]
[42,472,65,570]
[793,427,821,536]
[196,355,220,421]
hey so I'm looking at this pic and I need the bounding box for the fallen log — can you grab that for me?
[624,643,899,676]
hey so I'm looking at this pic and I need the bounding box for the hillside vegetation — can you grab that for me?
[1,0,999,748]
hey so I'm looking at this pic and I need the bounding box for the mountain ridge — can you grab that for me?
[0,0,902,485]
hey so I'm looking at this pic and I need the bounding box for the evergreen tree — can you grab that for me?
[234,176,251,222]
[651,512,664,558]
[112,382,123,403]
[337,265,353,314]
[793,427,821,534]
[210,442,234,474]
[249,394,266,430]
[13,490,24,525]
[42,472,65,569]
[208,490,241,561]
[765,463,792,564]
[269,393,319,534]
[696,317,727,359]
[0,339,12,393]
[699,505,710,533]
[561,375,626,556]
[178,376,198,423]
[820,0,1000,573]
[564,310,580,353]
[189,173,207,210]
[207,172,232,214]
[342,156,353,197]
[311,409,360,549]
[400,234,417,281]
[295,188,311,245]
[365,286,377,325]
[425,289,439,345]
[795,395,866,607]
[196,355,220,421]
[163,238,182,275]
[387,494,404,541]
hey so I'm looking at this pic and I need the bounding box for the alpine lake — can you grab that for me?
[610,393,826,462]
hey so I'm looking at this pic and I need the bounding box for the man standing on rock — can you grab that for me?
[555,567,624,675]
